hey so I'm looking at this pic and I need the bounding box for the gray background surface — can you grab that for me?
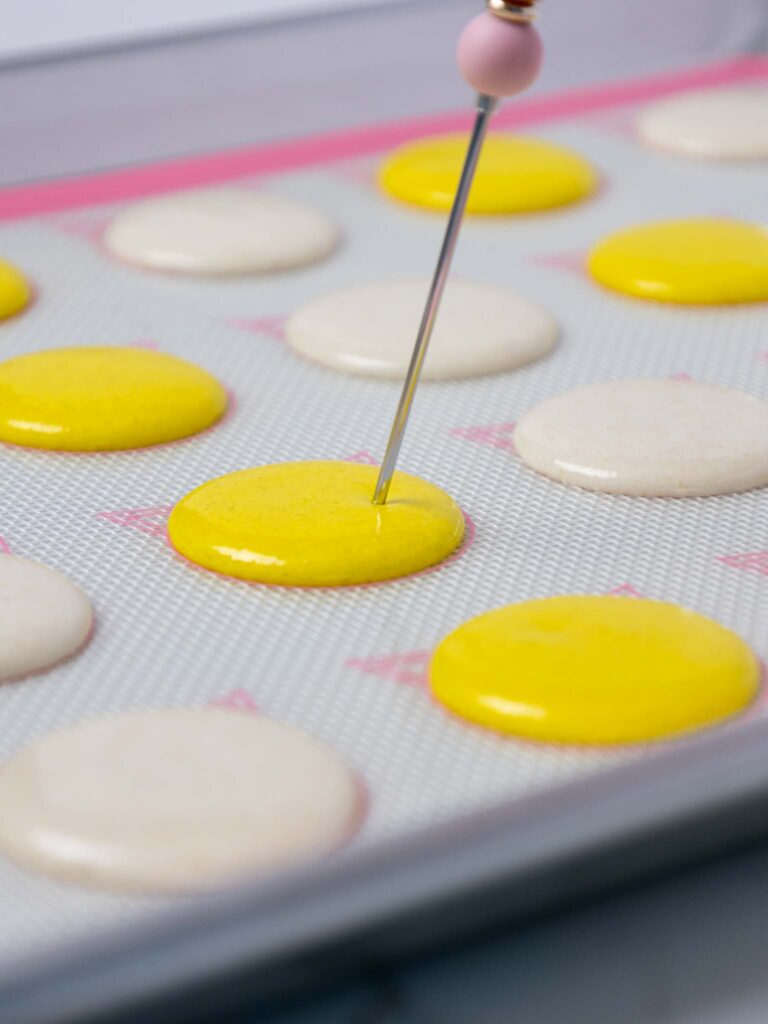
[2,0,767,186]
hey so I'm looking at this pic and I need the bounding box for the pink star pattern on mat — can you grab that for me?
[582,109,637,139]
[208,688,259,714]
[669,372,693,382]
[606,583,643,597]
[449,422,517,452]
[95,506,173,540]
[528,251,586,276]
[717,551,768,577]
[343,450,378,465]
[129,338,160,350]
[345,650,431,689]
[0,537,10,554]
[332,157,378,186]
[46,212,112,244]
[230,316,287,341]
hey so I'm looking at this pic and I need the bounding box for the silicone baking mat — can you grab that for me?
[0,54,767,976]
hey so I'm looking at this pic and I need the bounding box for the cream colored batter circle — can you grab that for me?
[514,379,768,497]
[0,556,92,681]
[0,709,361,892]
[285,278,557,380]
[104,188,340,275]
[638,87,768,160]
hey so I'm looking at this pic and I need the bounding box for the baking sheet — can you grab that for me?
[0,56,767,974]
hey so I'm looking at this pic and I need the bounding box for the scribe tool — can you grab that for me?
[373,0,543,504]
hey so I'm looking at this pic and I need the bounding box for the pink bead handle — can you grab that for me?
[458,12,542,98]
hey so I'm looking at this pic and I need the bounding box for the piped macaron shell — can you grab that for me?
[380,134,597,214]
[0,347,227,451]
[588,218,768,304]
[0,260,32,322]
[431,596,759,744]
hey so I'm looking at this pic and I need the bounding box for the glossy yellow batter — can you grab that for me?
[588,218,768,304]
[0,347,227,451]
[380,134,596,214]
[0,260,31,321]
[430,596,758,744]
[168,461,465,587]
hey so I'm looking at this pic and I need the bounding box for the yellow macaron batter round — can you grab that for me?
[430,595,758,745]
[0,347,227,451]
[588,218,768,304]
[168,460,465,587]
[380,134,596,214]
[0,259,32,321]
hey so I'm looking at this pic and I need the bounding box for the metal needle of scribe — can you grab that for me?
[372,93,497,505]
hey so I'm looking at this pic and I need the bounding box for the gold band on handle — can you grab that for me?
[486,0,538,22]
